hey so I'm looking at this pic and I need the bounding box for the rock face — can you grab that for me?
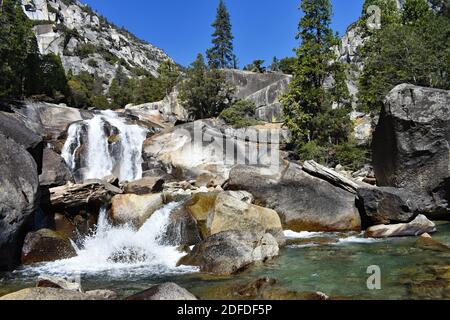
[22,0,172,84]
[0,133,40,270]
[373,84,450,193]
[39,148,73,187]
[357,187,419,226]
[109,193,163,228]
[178,230,279,275]
[223,69,292,123]
[227,163,361,232]
[126,283,197,301]
[8,101,87,143]
[21,229,77,264]
[365,215,437,238]
[127,69,292,124]
[143,119,283,181]
[0,109,44,173]
[0,288,117,300]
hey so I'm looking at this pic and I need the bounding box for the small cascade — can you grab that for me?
[61,110,148,183]
[28,203,195,275]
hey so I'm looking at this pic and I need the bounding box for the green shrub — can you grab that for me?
[219,100,261,128]
[87,59,98,68]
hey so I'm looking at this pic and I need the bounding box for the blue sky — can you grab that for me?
[82,0,364,67]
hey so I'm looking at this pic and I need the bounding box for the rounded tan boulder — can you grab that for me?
[110,193,163,228]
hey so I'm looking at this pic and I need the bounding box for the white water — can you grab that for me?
[284,230,327,239]
[26,203,196,276]
[61,123,82,172]
[61,110,147,183]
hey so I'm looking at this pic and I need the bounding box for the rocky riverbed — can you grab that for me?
[0,82,449,300]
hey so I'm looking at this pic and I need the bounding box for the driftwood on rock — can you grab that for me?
[47,179,123,211]
[302,160,370,194]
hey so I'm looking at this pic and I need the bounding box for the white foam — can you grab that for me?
[25,203,197,276]
[336,235,385,244]
[284,230,326,239]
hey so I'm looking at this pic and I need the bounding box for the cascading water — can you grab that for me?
[61,110,148,183]
[26,203,196,276]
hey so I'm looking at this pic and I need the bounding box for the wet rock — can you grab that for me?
[54,213,96,243]
[21,229,77,264]
[0,288,117,300]
[37,275,82,292]
[39,148,72,187]
[415,234,450,253]
[163,206,202,246]
[122,176,165,195]
[126,283,197,300]
[109,193,163,229]
[365,215,437,238]
[0,132,40,270]
[107,247,148,264]
[373,84,450,195]
[260,289,330,300]
[233,277,278,299]
[178,230,279,276]
[227,163,361,232]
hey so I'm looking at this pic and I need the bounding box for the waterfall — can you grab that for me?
[61,110,148,183]
[27,203,196,275]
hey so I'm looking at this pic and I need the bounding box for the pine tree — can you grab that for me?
[244,60,266,73]
[282,0,350,147]
[180,53,235,119]
[0,0,39,99]
[402,0,430,24]
[270,57,280,72]
[206,0,237,69]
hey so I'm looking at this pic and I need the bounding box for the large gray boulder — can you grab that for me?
[357,187,419,226]
[226,163,361,232]
[0,109,44,173]
[39,148,73,188]
[21,229,77,265]
[0,133,40,270]
[178,230,279,276]
[373,84,450,193]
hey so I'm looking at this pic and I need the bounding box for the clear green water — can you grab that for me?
[1,223,449,300]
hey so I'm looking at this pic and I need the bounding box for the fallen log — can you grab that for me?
[302,160,371,194]
[46,179,123,211]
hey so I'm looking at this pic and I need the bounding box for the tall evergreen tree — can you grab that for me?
[206,0,237,69]
[0,0,39,99]
[180,53,235,119]
[282,0,351,149]
[358,0,449,113]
